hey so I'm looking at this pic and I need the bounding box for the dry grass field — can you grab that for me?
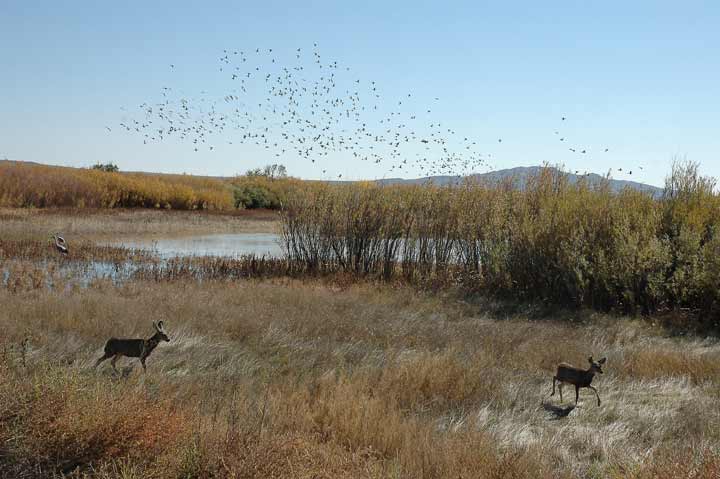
[2,277,719,478]
[0,208,280,242]
[0,161,234,210]
[2,164,720,477]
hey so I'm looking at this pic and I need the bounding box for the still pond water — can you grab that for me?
[110,233,283,258]
[2,234,284,289]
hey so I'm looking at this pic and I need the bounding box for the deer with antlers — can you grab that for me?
[95,321,170,372]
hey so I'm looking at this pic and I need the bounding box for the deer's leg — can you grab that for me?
[94,352,111,368]
[551,376,557,396]
[574,385,580,405]
[559,383,563,402]
[588,386,601,406]
[110,354,120,372]
[140,356,147,372]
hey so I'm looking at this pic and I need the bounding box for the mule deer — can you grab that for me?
[550,356,606,406]
[95,321,170,372]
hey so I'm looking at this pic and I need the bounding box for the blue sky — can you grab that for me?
[1,1,718,186]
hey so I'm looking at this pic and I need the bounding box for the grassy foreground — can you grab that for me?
[2,279,719,478]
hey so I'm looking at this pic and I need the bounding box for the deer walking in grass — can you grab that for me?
[95,321,170,372]
[550,356,606,406]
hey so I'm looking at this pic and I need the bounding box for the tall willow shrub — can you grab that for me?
[280,163,720,320]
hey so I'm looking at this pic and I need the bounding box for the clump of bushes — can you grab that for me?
[233,182,282,209]
[231,164,298,210]
[91,162,120,172]
[280,161,720,321]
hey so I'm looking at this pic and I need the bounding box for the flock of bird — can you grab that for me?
[117,45,641,179]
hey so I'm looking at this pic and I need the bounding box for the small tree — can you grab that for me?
[92,163,119,173]
[245,164,287,180]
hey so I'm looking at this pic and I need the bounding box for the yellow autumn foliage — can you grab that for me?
[0,161,233,210]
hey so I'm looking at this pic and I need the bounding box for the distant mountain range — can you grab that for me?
[375,166,664,196]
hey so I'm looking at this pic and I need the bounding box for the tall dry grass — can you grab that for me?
[1,279,720,477]
[0,207,279,242]
[0,160,308,212]
[0,161,234,210]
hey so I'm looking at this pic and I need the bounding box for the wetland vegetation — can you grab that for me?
[1,162,720,478]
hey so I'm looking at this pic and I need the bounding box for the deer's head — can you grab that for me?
[153,321,171,342]
[588,356,606,374]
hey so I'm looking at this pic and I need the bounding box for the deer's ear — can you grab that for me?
[598,357,607,365]
[152,321,158,331]
[158,321,164,331]
[588,356,594,364]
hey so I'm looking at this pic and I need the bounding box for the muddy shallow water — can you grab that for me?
[2,233,286,290]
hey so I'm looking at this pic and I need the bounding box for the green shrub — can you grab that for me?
[91,162,120,173]
[233,184,281,209]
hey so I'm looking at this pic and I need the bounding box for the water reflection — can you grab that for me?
[1,259,141,289]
